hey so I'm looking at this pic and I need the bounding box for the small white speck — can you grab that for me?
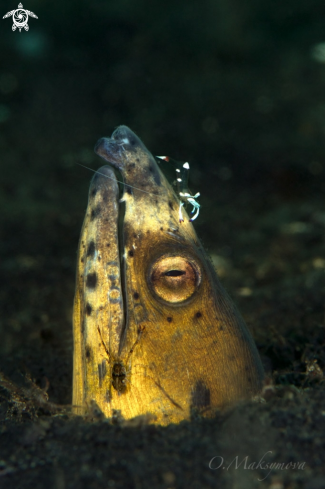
[176,169,181,173]
[183,162,190,169]
[177,178,182,182]
[179,202,184,222]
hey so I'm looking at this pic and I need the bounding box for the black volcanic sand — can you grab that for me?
[1,1,325,488]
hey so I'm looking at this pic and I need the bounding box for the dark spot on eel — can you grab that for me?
[191,380,211,409]
[168,201,174,211]
[87,241,95,257]
[167,317,173,323]
[196,312,202,318]
[98,360,107,387]
[91,205,101,221]
[128,250,134,257]
[133,292,139,300]
[86,272,97,289]
[85,303,92,316]
[85,345,92,360]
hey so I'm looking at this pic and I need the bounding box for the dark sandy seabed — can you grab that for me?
[1,1,325,488]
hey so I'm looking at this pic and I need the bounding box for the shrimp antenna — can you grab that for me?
[76,163,154,196]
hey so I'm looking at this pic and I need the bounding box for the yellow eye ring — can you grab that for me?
[148,254,201,304]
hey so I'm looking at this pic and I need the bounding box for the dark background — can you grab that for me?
[0,0,325,488]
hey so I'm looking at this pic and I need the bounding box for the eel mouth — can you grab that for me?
[94,125,144,171]
[94,136,122,168]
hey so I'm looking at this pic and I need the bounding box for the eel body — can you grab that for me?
[72,126,264,424]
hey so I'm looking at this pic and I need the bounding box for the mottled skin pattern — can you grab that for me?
[73,126,264,425]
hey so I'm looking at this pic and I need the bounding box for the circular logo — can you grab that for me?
[13,9,28,28]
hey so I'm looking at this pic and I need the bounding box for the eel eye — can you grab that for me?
[149,255,201,303]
